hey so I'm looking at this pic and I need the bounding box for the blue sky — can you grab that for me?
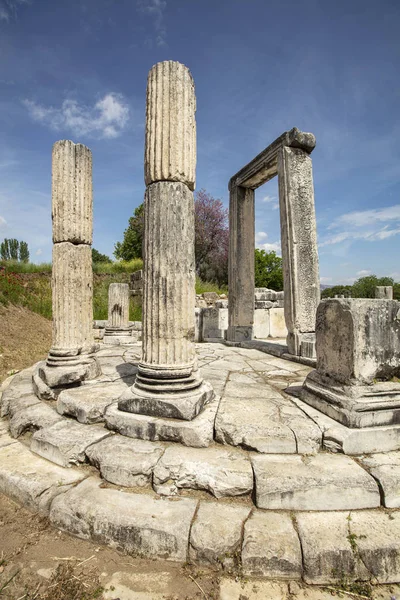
[0,0,399,285]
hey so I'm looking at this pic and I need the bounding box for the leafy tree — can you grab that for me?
[393,283,400,301]
[19,241,29,263]
[0,239,10,260]
[92,248,111,263]
[254,249,283,290]
[321,285,353,299]
[352,275,394,298]
[8,238,19,260]
[114,203,144,261]
[194,189,229,286]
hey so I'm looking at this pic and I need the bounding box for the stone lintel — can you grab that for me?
[228,127,316,190]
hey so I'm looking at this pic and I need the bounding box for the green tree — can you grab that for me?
[393,283,400,301]
[254,249,283,290]
[352,275,394,298]
[321,285,353,299]
[114,203,144,261]
[92,248,111,263]
[0,239,10,260]
[19,241,29,263]
[9,238,19,260]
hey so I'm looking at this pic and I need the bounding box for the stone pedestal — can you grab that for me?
[376,286,393,300]
[104,283,134,344]
[118,61,213,423]
[302,299,400,427]
[42,140,100,387]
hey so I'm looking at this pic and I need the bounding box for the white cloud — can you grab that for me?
[356,269,372,277]
[255,231,281,254]
[23,93,130,139]
[0,0,30,22]
[261,194,279,210]
[320,277,332,283]
[0,215,6,227]
[35,248,42,256]
[137,0,167,46]
[330,205,400,229]
[255,231,267,243]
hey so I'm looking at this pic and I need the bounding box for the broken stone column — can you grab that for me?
[302,298,400,427]
[40,140,100,388]
[277,145,320,357]
[119,60,213,421]
[375,286,393,300]
[104,283,134,344]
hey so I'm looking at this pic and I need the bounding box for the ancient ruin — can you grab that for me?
[227,128,320,358]
[0,60,400,593]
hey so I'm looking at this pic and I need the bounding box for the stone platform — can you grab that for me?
[1,342,400,585]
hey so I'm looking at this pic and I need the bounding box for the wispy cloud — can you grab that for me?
[137,0,167,47]
[329,205,400,229]
[255,231,281,254]
[320,277,332,284]
[356,269,372,277]
[0,0,30,22]
[23,93,130,139]
[261,194,279,210]
[0,215,7,227]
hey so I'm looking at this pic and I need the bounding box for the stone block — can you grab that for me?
[0,420,17,449]
[253,308,269,339]
[194,307,203,342]
[254,288,277,302]
[269,307,288,338]
[226,325,253,342]
[242,511,302,579]
[107,283,130,328]
[105,397,219,448]
[86,435,164,487]
[0,367,35,417]
[202,307,228,341]
[0,442,86,515]
[57,380,130,424]
[189,502,251,566]
[145,61,196,190]
[375,285,393,299]
[152,445,253,498]
[251,453,380,511]
[50,476,197,561]
[9,402,64,438]
[296,511,370,584]
[31,420,113,467]
[302,299,400,427]
[358,452,400,508]
[219,579,288,600]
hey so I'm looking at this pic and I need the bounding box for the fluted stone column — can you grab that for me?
[40,140,100,388]
[104,283,134,344]
[119,61,213,421]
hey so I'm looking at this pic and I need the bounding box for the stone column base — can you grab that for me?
[226,326,253,343]
[287,332,316,358]
[40,347,101,388]
[118,379,214,421]
[302,371,400,428]
[103,326,137,345]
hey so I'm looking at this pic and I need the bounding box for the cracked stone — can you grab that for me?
[358,452,400,508]
[9,402,64,438]
[57,380,131,424]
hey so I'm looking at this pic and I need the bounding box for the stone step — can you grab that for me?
[358,451,400,508]
[57,380,129,424]
[30,419,113,467]
[251,453,380,511]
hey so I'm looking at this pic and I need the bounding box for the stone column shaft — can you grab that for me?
[107,283,130,328]
[227,185,255,342]
[277,146,320,356]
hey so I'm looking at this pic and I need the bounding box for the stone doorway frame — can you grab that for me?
[227,128,320,357]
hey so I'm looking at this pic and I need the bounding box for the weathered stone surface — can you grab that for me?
[145,61,196,190]
[106,283,130,328]
[375,285,393,299]
[95,356,137,383]
[0,442,86,515]
[296,511,369,584]
[50,476,197,561]
[277,145,320,356]
[40,357,100,388]
[0,367,35,417]
[0,420,17,449]
[9,402,63,438]
[242,511,302,579]
[251,453,380,510]
[51,140,92,244]
[269,307,288,338]
[303,299,400,427]
[189,502,251,565]
[86,435,164,487]
[153,445,253,498]
[31,420,113,467]
[358,452,400,508]
[119,379,214,421]
[349,510,400,583]
[219,579,288,600]
[32,364,56,400]
[8,393,40,418]
[57,380,131,424]
[202,307,228,341]
[106,398,218,448]
[253,308,269,339]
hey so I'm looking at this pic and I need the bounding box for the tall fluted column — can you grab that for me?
[104,283,134,344]
[41,140,100,388]
[119,61,213,421]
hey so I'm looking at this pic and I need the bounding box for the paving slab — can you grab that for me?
[241,511,302,579]
[95,356,138,382]
[9,402,64,438]
[219,579,289,600]
[50,476,197,561]
[57,379,131,423]
[0,367,35,417]
[105,397,219,448]
[251,453,380,510]
[153,444,253,498]
[296,511,370,584]
[31,419,113,467]
[8,393,40,418]
[86,435,164,487]
[0,442,86,515]
[215,396,297,453]
[358,452,400,508]
[189,502,251,566]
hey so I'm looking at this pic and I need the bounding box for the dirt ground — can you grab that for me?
[0,305,52,383]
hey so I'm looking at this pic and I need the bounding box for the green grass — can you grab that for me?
[0,259,52,273]
[195,276,227,295]
[93,258,143,274]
